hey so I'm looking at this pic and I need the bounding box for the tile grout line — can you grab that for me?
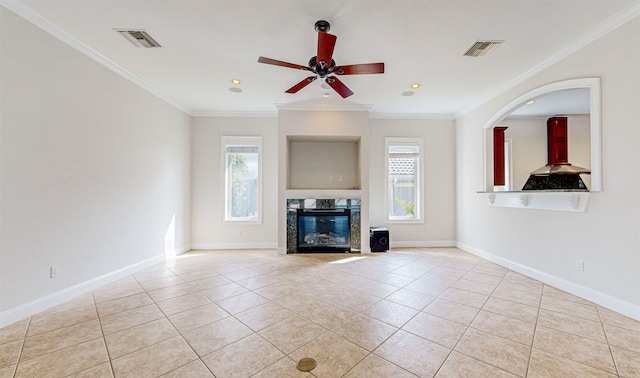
[431,261,519,378]
[596,305,621,377]
[133,273,213,378]
[93,290,116,378]
[523,282,545,378]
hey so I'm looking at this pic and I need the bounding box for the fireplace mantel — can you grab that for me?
[286,189,362,199]
[478,190,590,212]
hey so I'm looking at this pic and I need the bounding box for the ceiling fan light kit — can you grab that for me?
[258,20,385,98]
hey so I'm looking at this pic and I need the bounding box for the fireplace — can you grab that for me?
[297,209,351,252]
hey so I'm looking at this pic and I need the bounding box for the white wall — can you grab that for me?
[370,118,456,247]
[191,112,457,253]
[289,141,359,190]
[456,18,640,319]
[191,117,278,249]
[0,8,191,325]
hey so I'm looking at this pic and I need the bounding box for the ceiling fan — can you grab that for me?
[258,20,385,98]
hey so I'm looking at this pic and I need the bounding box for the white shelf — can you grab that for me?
[286,189,362,199]
[478,191,590,212]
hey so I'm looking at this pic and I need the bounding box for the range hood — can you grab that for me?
[522,117,590,191]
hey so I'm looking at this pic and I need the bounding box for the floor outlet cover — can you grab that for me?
[297,357,317,372]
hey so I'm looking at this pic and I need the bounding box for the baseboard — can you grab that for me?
[391,240,457,248]
[456,242,640,321]
[190,242,278,250]
[0,254,165,328]
[178,244,192,255]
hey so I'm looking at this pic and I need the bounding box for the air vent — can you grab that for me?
[463,40,503,57]
[115,30,161,48]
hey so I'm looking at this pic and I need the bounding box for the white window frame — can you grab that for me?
[222,136,262,224]
[385,137,424,224]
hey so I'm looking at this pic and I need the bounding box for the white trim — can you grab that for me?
[177,244,192,255]
[481,78,601,129]
[275,102,372,112]
[370,113,455,120]
[481,78,602,192]
[385,137,424,222]
[456,1,640,119]
[391,241,457,248]
[456,242,640,321]
[1,0,192,115]
[192,111,278,118]
[504,139,513,191]
[480,191,590,212]
[191,242,278,250]
[222,136,263,224]
[0,254,165,328]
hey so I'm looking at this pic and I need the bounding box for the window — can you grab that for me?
[223,137,262,223]
[386,138,422,222]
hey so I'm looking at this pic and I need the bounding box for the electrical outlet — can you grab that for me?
[50,265,60,278]
[576,260,584,272]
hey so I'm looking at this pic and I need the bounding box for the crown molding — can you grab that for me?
[191,110,278,118]
[191,106,456,121]
[275,102,372,112]
[370,113,455,120]
[455,1,640,119]
[1,0,192,115]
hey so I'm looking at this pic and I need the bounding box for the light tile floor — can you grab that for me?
[1,248,639,377]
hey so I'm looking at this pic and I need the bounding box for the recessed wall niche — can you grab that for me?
[286,136,361,190]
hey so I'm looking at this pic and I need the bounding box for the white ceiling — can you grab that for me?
[6,0,638,116]
[509,88,591,117]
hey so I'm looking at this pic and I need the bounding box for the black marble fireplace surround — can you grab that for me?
[286,199,361,253]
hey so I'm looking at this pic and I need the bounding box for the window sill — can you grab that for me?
[477,190,590,212]
[386,219,423,225]
[223,219,262,225]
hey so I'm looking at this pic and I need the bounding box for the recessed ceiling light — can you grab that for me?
[410,83,421,89]
[527,100,535,105]
[402,91,415,96]
[322,93,330,98]
[229,87,242,93]
[231,79,241,85]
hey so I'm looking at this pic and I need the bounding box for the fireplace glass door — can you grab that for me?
[297,209,351,252]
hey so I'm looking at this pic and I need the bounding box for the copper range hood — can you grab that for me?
[522,116,590,191]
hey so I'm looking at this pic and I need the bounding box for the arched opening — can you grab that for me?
[483,78,602,192]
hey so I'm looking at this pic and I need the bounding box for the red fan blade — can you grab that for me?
[325,76,354,98]
[316,31,337,69]
[285,76,317,93]
[258,56,310,71]
[333,63,385,75]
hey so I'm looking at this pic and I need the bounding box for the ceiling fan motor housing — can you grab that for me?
[308,56,336,77]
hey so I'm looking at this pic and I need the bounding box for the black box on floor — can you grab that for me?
[369,227,389,252]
